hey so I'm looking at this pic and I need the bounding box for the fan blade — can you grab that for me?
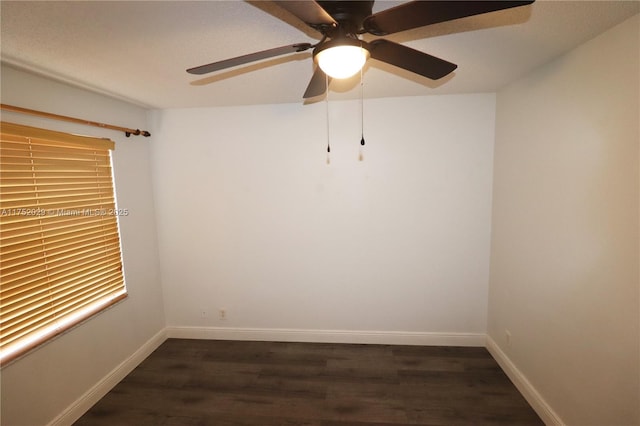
[187,43,313,75]
[303,67,330,99]
[273,1,336,29]
[369,39,457,80]
[364,1,534,36]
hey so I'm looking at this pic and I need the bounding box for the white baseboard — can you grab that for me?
[485,336,565,426]
[166,326,486,347]
[47,328,167,426]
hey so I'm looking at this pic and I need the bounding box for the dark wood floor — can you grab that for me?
[75,339,543,426]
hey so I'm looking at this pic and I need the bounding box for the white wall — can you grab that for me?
[0,65,165,426]
[150,94,496,342]
[488,14,639,426]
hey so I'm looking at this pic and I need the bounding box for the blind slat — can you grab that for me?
[1,208,118,229]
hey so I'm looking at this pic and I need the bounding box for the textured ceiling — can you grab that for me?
[1,1,638,109]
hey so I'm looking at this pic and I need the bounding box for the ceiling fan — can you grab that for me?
[187,1,534,99]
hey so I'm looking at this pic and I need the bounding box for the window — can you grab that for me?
[0,122,127,364]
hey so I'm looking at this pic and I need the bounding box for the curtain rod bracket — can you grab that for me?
[125,129,152,137]
[125,129,151,137]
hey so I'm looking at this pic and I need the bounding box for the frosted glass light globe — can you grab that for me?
[316,45,369,79]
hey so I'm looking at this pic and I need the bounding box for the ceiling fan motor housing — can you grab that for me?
[317,0,374,35]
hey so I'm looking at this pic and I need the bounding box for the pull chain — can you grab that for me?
[325,72,331,165]
[359,66,365,162]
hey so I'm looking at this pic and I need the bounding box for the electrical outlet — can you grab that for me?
[219,308,226,320]
[505,330,512,347]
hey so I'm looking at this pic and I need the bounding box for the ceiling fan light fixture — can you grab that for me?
[315,39,370,79]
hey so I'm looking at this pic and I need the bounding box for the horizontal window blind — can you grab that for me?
[0,122,127,364]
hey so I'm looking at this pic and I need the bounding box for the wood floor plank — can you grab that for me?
[75,339,544,425]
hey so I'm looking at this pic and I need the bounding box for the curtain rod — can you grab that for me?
[0,104,151,138]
